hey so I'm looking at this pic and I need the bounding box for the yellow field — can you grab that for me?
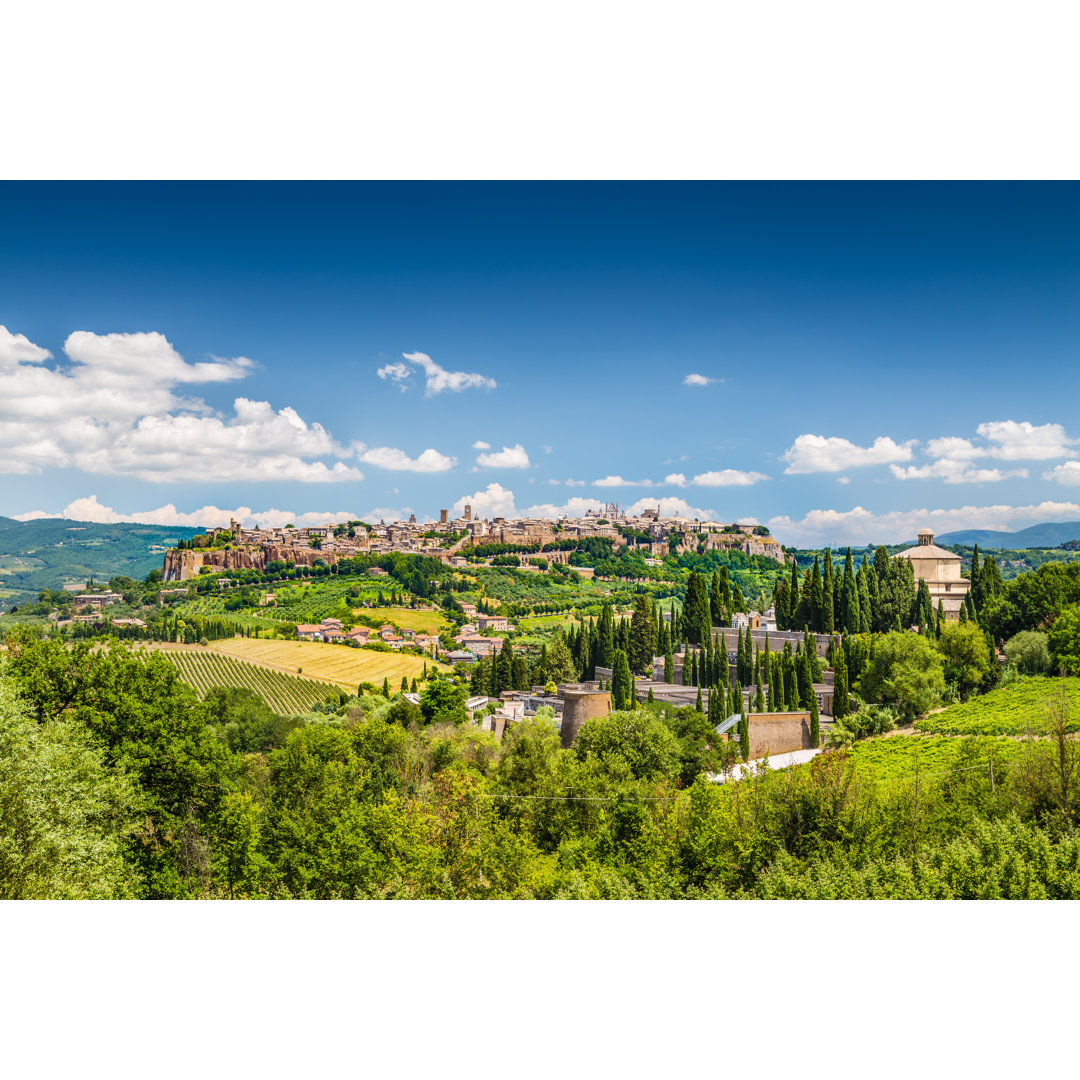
[354,606,450,634]
[201,637,447,689]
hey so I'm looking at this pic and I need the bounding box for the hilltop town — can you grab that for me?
[162,502,785,580]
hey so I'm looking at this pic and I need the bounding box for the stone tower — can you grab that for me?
[560,689,612,749]
[464,504,472,522]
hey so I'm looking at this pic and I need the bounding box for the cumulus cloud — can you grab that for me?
[891,460,1028,484]
[768,500,1080,546]
[397,351,496,396]
[927,421,1077,462]
[566,479,585,487]
[626,496,717,519]
[664,473,688,487]
[452,482,518,519]
[13,496,362,529]
[1045,462,1080,486]
[472,440,491,450]
[691,469,769,487]
[593,476,654,487]
[0,325,378,483]
[354,445,456,473]
[683,373,721,386]
[476,444,530,469]
[782,434,917,474]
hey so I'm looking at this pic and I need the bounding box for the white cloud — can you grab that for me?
[0,325,53,368]
[683,373,721,387]
[927,421,1077,462]
[593,475,654,487]
[566,479,585,487]
[522,496,605,518]
[476,443,530,469]
[452,483,518,519]
[782,434,917,474]
[768,500,1080,546]
[0,326,368,483]
[360,506,417,524]
[627,496,717,519]
[1045,462,1080,486]
[664,473,688,487]
[377,361,412,390]
[13,496,362,529]
[837,476,851,485]
[890,460,1028,484]
[542,445,553,454]
[691,469,769,487]
[472,440,491,450]
[399,351,496,396]
[354,444,456,473]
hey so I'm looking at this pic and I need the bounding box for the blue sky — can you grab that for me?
[1,181,1079,545]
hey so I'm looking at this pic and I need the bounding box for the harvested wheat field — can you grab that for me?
[201,637,447,689]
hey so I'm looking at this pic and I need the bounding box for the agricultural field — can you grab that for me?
[915,676,1080,736]
[846,733,1024,786]
[202,636,446,690]
[356,606,450,634]
[157,646,341,714]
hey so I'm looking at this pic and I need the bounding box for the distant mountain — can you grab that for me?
[0,517,203,610]
[934,522,1080,548]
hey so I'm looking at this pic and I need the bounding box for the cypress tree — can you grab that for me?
[809,555,825,633]
[783,643,797,710]
[809,685,820,749]
[788,556,800,627]
[710,568,724,627]
[970,543,981,607]
[840,548,859,636]
[597,603,614,669]
[774,578,790,631]
[935,599,944,638]
[611,648,632,710]
[739,707,750,761]
[822,550,836,635]
[866,557,880,631]
[411,678,417,693]
[832,644,849,720]
[797,645,812,709]
[629,592,657,675]
[755,669,765,712]
[382,677,390,698]
[400,675,408,691]
[648,686,655,703]
[769,651,782,712]
[664,650,674,683]
[695,685,703,713]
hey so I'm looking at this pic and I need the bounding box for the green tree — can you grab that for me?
[832,645,849,720]
[574,710,680,781]
[1049,604,1080,675]
[822,551,835,635]
[664,650,674,684]
[610,649,633,711]
[809,685,820,749]
[937,622,993,700]
[629,593,657,675]
[420,677,469,725]
[0,673,138,899]
[840,548,859,636]
[545,633,579,684]
[858,631,946,722]
[1003,630,1053,675]
[682,570,710,646]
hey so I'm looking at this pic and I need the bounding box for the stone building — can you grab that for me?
[891,528,971,620]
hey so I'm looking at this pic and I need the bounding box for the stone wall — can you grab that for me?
[746,713,813,758]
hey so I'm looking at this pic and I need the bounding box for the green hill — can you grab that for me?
[0,517,203,610]
[934,522,1080,548]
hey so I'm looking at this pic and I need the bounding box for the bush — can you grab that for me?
[1003,630,1052,675]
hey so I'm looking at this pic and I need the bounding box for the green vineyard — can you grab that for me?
[162,649,342,715]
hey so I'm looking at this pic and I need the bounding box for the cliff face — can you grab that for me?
[161,545,345,581]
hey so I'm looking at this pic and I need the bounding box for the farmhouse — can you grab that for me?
[477,614,511,632]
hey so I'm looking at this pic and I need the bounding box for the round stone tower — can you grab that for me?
[560,689,612,749]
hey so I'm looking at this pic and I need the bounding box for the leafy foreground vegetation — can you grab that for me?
[5,634,1080,900]
[916,676,1080,736]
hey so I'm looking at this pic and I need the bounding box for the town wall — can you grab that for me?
[746,713,813,758]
